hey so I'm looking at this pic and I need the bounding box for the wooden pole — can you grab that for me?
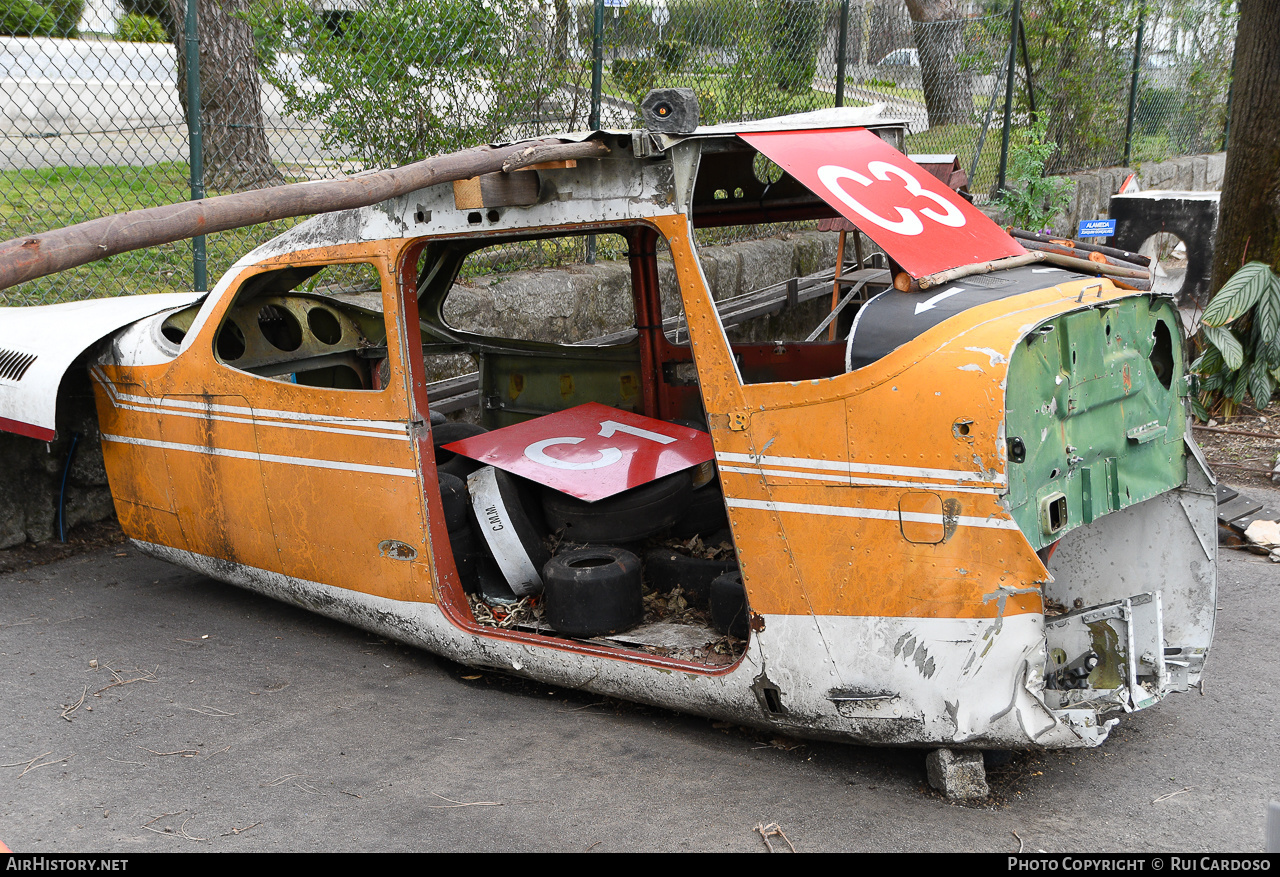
[0,140,609,293]
[1008,227,1151,266]
[828,229,847,341]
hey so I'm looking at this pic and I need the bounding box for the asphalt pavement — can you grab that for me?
[1,541,1276,852]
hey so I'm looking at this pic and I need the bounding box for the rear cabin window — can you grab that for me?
[438,234,636,345]
[209,262,391,391]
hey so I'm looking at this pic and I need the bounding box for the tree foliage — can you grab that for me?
[996,119,1074,232]
[0,0,82,37]
[1191,262,1280,419]
[116,12,167,43]
[1013,0,1234,173]
[1210,0,1280,312]
[252,0,572,168]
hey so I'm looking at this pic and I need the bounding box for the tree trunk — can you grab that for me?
[905,0,974,129]
[167,0,284,191]
[1211,0,1280,291]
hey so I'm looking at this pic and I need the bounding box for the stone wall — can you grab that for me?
[1051,152,1226,236]
[0,371,114,548]
[442,230,841,343]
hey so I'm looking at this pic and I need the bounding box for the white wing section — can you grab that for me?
[0,292,203,439]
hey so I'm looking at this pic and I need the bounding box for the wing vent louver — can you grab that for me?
[0,348,37,382]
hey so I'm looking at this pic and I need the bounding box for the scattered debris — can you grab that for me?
[754,821,796,853]
[263,773,308,787]
[221,822,262,837]
[1244,519,1280,549]
[427,793,504,808]
[5,751,74,777]
[468,593,544,630]
[94,664,158,697]
[141,811,206,842]
[137,747,198,758]
[188,706,236,717]
[1153,786,1194,804]
[60,684,87,721]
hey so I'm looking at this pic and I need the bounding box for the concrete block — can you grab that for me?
[1206,152,1226,189]
[734,238,797,297]
[926,748,989,800]
[1191,155,1208,191]
[1175,159,1195,190]
[1076,174,1100,223]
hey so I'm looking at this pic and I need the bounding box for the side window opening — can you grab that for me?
[439,232,635,345]
[411,229,746,671]
[416,230,656,429]
[209,261,390,391]
[686,223,891,386]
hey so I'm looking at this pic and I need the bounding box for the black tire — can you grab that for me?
[447,524,481,595]
[468,466,551,597]
[542,547,643,638]
[643,549,738,607]
[540,470,693,544]
[710,571,749,640]
[433,421,488,480]
[429,409,447,426]
[670,481,729,539]
[476,557,520,605]
[438,472,471,533]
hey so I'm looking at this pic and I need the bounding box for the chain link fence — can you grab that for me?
[0,0,1236,305]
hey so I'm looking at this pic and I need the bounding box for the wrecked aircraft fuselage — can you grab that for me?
[0,108,1215,750]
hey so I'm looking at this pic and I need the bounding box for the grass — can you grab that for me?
[601,68,858,122]
[0,163,305,307]
[905,124,1003,201]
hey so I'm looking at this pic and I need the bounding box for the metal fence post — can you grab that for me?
[835,0,850,108]
[1123,4,1146,168]
[587,0,605,265]
[184,0,206,292]
[589,0,605,130]
[1018,11,1037,127]
[996,0,1020,196]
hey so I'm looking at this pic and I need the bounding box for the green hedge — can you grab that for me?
[0,0,83,37]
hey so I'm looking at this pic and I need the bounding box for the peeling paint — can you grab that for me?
[982,584,1042,634]
[965,346,1009,366]
[957,363,984,372]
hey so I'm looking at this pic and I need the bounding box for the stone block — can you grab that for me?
[1206,152,1226,189]
[926,748,989,800]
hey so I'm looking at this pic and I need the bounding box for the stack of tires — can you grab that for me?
[432,415,748,642]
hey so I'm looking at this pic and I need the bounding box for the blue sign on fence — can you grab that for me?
[1078,219,1118,238]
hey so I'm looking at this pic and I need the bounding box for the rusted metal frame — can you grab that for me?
[827,229,848,341]
[689,199,838,228]
[627,226,665,419]
[0,139,610,292]
[394,241,467,609]
[402,330,746,683]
